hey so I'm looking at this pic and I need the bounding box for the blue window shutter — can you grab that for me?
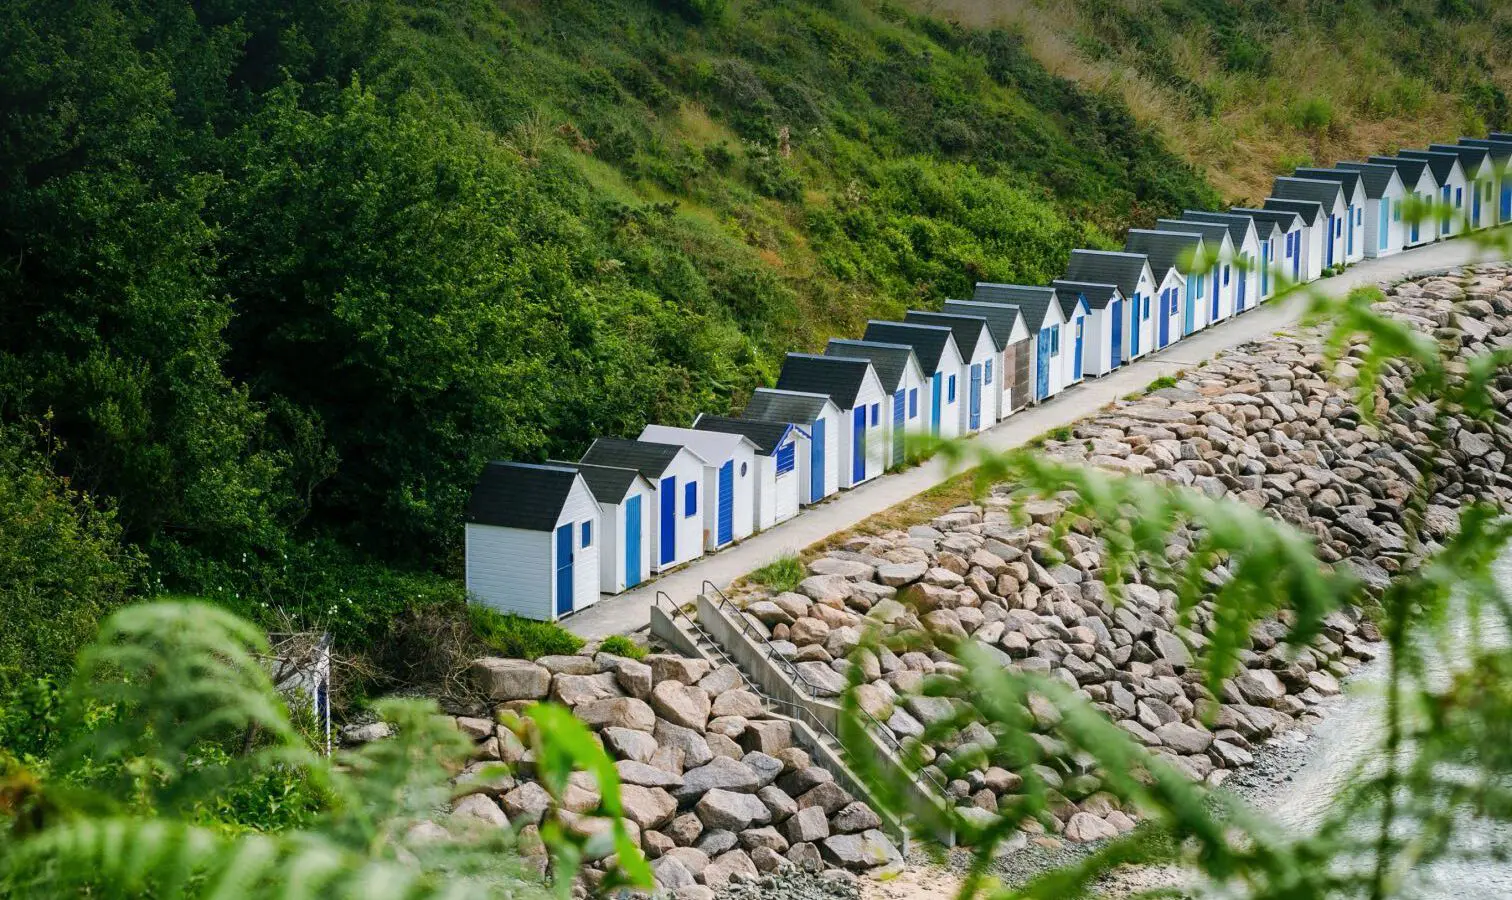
[581,521,592,547]
[909,388,918,417]
[870,403,879,426]
[684,482,697,517]
[984,358,993,384]
[775,442,795,475]
[947,375,956,402]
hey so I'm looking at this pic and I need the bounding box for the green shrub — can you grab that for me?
[1276,151,1314,173]
[1289,96,1335,134]
[1145,374,1179,393]
[598,634,648,660]
[750,554,806,593]
[467,605,585,660]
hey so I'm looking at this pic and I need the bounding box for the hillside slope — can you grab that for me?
[916,0,1512,200]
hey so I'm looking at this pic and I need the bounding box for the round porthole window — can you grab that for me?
[740,462,748,477]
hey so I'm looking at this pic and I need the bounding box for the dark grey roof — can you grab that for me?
[1368,156,1431,188]
[466,461,579,531]
[862,321,954,372]
[1262,197,1323,227]
[1156,218,1231,249]
[742,388,831,426]
[1322,162,1400,199]
[1272,176,1344,209]
[941,299,1025,351]
[1493,132,1512,141]
[1064,250,1149,299]
[904,310,990,358]
[1429,144,1490,172]
[1459,138,1512,165]
[581,437,688,479]
[1294,168,1362,202]
[1232,206,1302,232]
[1181,210,1259,246]
[971,283,1057,331]
[565,462,645,503]
[692,414,794,456]
[1124,229,1203,277]
[824,339,916,393]
[1050,280,1122,310]
[1397,149,1461,185]
[775,353,872,410]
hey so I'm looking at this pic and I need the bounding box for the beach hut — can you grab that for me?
[569,462,653,595]
[862,321,965,441]
[775,353,887,490]
[1157,218,1238,323]
[1305,164,1406,260]
[742,388,841,505]
[1398,150,1470,237]
[464,461,601,621]
[692,415,803,531]
[1064,249,1158,362]
[1294,169,1367,265]
[1180,210,1263,311]
[1367,156,1440,246]
[1262,198,1326,281]
[640,425,758,551]
[1232,207,1305,289]
[825,339,926,467]
[971,284,1078,402]
[580,438,707,574]
[942,299,1031,415]
[1125,230,1202,342]
[1459,139,1512,225]
[904,310,1000,432]
[1050,280,1126,375]
[1430,144,1496,229]
[1272,177,1349,271]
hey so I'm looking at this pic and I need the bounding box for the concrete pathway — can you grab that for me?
[565,237,1502,640]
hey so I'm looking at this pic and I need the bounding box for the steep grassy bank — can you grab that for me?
[916,0,1512,200]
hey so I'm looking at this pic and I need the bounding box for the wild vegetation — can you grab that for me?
[917,0,1512,199]
[0,0,1215,695]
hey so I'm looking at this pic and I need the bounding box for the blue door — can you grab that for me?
[1380,200,1389,251]
[659,476,676,565]
[1501,184,1511,222]
[1210,277,1220,322]
[1034,330,1052,401]
[1129,295,1140,357]
[1110,300,1123,367]
[1260,242,1269,296]
[851,407,866,484]
[716,460,734,545]
[809,419,825,500]
[967,364,982,430]
[930,373,942,435]
[1473,185,1482,227]
[891,390,905,462]
[1411,202,1420,243]
[555,523,574,616]
[624,495,642,588]
[1442,186,1451,232]
[1157,289,1171,348]
[1325,216,1335,267]
[1072,319,1084,380]
[1182,282,1195,337]
[1292,234,1301,279]
[1237,264,1247,311]
[1346,206,1354,255]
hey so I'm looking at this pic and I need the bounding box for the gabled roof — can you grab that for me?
[1396,149,1463,185]
[1262,197,1323,227]
[1124,229,1204,276]
[1318,162,1402,199]
[1493,132,1512,141]
[941,299,1028,350]
[1156,218,1233,252]
[1181,210,1259,247]
[862,321,957,372]
[824,339,919,393]
[692,414,799,456]
[641,424,758,463]
[1064,249,1151,299]
[467,461,581,531]
[1232,206,1302,233]
[775,353,875,410]
[971,283,1059,331]
[1368,156,1432,188]
[1272,176,1345,209]
[1050,280,1122,311]
[1429,143,1491,173]
[1458,138,1512,167]
[742,388,835,426]
[581,437,705,479]
[1294,168,1363,203]
[562,462,650,504]
[904,310,993,358]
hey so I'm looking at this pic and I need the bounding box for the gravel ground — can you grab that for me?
[718,869,862,900]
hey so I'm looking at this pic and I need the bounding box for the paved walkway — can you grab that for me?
[565,237,1502,639]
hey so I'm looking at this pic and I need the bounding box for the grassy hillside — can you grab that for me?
[915,0,1512,200]
[0,0,1214,689]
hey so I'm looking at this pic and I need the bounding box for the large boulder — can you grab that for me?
[696,789,772,832]
[470,658,551,701]
[820,830,902,871]
[652,681,712,731]
[575,697,656,732]
[675,756,761,803]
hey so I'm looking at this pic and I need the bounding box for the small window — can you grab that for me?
[947,374,957,402]
[1222,266,1230,287]
[869,403,879,426]
[775,442,795,475]
[684,482,697,518]
[1195,275,1204,299]
[908,388,918,418]
[1393,200,1401,222]
[1456,187,1463,208]
[581,520,592,548]
[1356,207,1363,224]
[984,358,993,384]
[1049,326,1060,357]
[739,461,748,477]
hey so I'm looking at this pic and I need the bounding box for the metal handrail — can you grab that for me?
[699,580,948,797]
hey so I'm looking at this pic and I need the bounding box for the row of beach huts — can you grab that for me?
[466,135,1512,622]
